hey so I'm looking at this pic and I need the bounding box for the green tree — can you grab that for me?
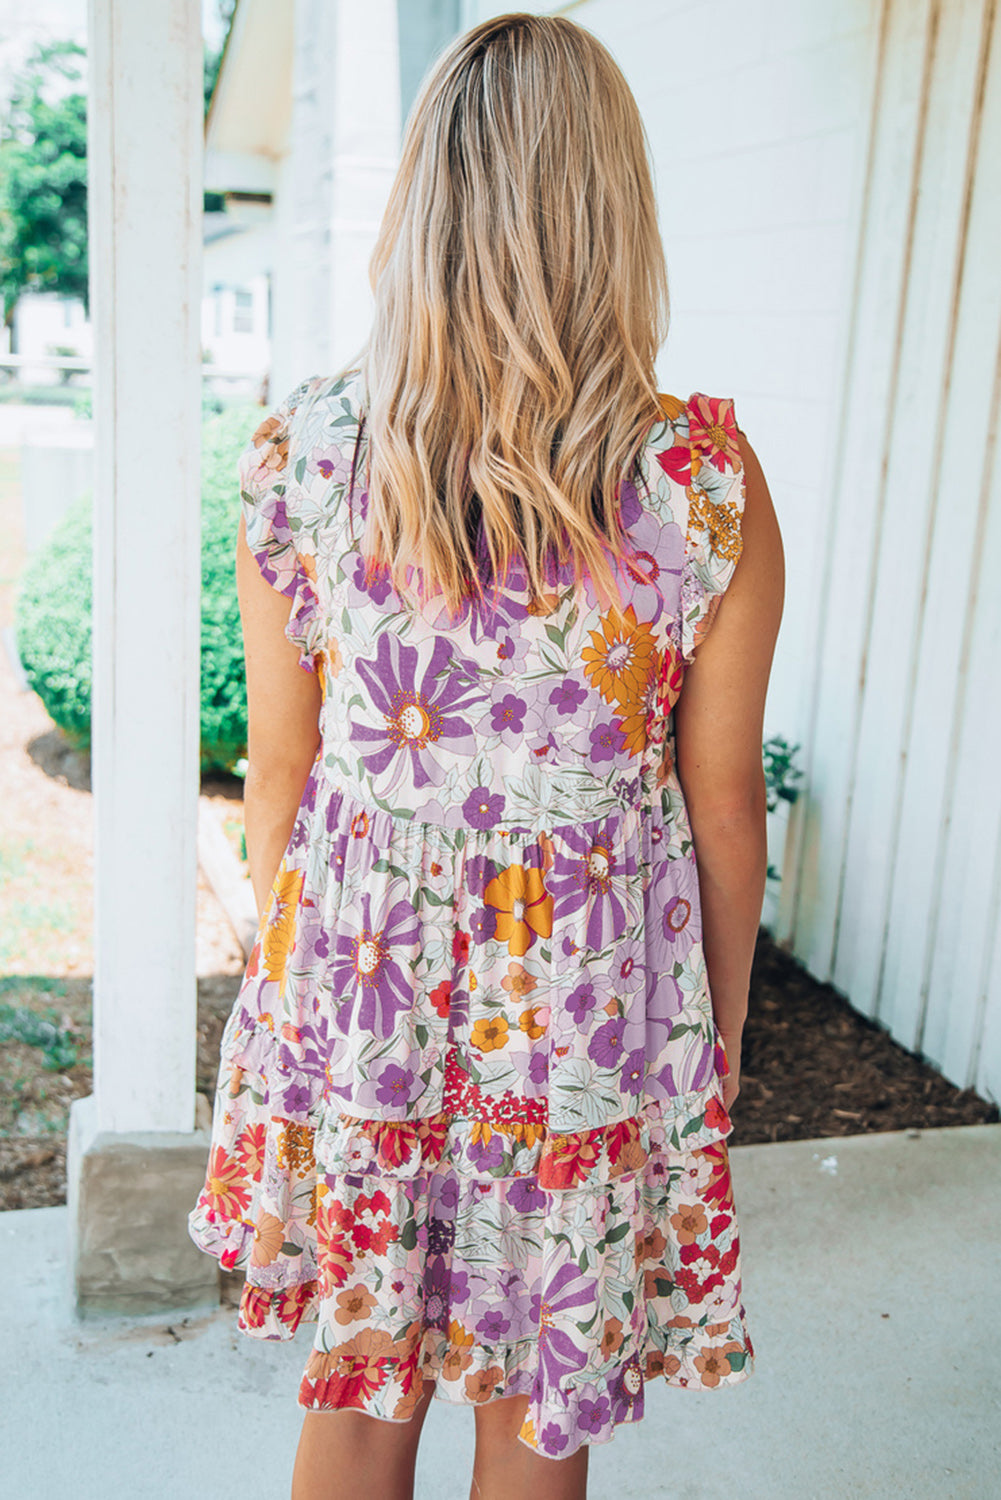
[0,41,88,338]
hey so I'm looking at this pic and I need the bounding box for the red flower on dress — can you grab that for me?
[687,394,742,474]
[703,1095,731,1134]
[656,440,692,487]
[430,980,451,1017]
[202,1145,252,1221]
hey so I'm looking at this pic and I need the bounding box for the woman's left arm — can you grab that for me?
[236,512,323,917]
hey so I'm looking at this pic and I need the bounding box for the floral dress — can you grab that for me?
[188,370,754,1459]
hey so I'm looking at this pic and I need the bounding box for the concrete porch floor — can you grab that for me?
[2,1124,998,1500]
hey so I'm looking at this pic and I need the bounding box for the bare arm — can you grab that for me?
[673,432,785,1108]
[236,513,323,917]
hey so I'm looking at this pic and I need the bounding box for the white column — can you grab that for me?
[88,0,203,1134]
[328,0,402,370]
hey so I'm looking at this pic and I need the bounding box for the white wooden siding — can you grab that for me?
[463,0,1001,1100]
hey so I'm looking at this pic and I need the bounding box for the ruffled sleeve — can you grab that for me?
[238,378,325,672]
[678,392,746,666]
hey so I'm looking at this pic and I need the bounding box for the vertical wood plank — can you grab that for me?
[882,2,1000,1072]
[790,0,932,982]
[833,0,991,1023]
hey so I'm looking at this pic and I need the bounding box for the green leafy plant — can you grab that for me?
[0,1004,79,1071]
[763,734,804,814]
[763,734,804,882]
[14,403,261,773]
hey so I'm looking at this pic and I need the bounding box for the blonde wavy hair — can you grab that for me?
[355,11,669,618]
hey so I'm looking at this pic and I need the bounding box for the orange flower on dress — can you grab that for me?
[581,603,658,712]
[250,1210,286,1267]
[326,636,344,677]
[693,1344,738,1387]
[600,1316,625,1359]
[203,1144,252,1220]
[484,863,553,957]
[250,413,289,475]
[470,1014,509,1052]
[334,1282,378,1325]
[670,1203,709,1245]
[261,863,305,991]
[517,1005,546,1040]
[464,1364,505,1401]
[441,1319,476,1381]
[501,962,536,998]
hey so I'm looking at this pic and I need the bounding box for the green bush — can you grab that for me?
[14,403,261,774]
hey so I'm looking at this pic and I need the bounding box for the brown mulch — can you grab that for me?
[729,929,999,1146]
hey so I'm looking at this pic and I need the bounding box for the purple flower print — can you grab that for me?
[611,937,645,995]
[374,1062,417,1108]
[446,1266,470,1307]
[549,820,640,951]
[476,1307,512,1341]
[352,633,483,790]
[610,1354,646,1424]
[307,443,351,485]
[588,1016,627,1068]
[467,1130,506,1174]
[350,551,395,607]
[470,905,497,944]
[621,1047,646,1098]
[295,906,331,967]
[423,1255,452,1331]
[327,885,420,1037]
[617,477,644,530]
[645,970,686,1029]
[536,1254,593,1387]
[424,579,528,642]
[427,1215,455,1255]
[507,1176,546,1213]
[490,691,529,746]
[589,720,627,763]
[495,633,531,670]
[527,1050,548,1087]
[463,786,505,830]
[616,506,684,625]
[538,1422,570,1456]
[464,853,499,890]
[566,982,598,1025]
[548,678,588,718]
[431,1171,460,1214]
[647,851,702,972]
[281,1082,311,1117]
[575,1389,611,1435]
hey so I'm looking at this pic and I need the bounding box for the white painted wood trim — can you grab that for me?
[88,0,203,1134]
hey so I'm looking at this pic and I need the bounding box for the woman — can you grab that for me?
[190,12,784,1500]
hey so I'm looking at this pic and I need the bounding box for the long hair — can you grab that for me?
[355,11,670,618]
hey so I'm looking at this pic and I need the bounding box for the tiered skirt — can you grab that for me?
[188,774,754,1459]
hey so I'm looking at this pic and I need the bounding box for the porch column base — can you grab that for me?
[67,1092,219,1319]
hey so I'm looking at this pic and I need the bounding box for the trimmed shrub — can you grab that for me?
[14,403,261,775]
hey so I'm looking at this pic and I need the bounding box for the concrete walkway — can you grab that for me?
[3,1124,999,1500]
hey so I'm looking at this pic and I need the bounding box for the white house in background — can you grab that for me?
[0,291,92,382]
[202,201,272,391]
[207,0,1001,1108]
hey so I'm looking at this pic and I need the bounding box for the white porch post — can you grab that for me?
[328,0,401,370]
[67,0,216,1316]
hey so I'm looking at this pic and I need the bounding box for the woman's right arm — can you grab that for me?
[672,432,785,1110]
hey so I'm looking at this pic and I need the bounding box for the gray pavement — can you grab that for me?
[2,1124,999,1500]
